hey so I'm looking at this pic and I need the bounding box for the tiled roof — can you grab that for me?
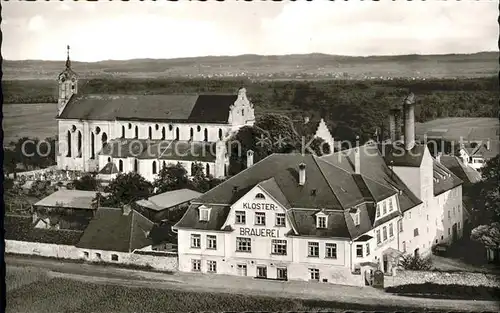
[136,188,202,211]
[379,143,426,167]
[34,190,107,210]
[176,146,417,239]
[440,155,481,185]
[76,207,154,252]
[58,94,237,124]
[321,144,422,213]
[99,139,216,162]
[433,160,463,196]
[98,162,119,175]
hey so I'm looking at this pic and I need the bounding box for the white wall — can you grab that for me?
[5,240,178,272]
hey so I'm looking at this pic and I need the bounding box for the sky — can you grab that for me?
[2,0,498,62]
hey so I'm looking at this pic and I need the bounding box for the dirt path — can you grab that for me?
[6,255,500,312]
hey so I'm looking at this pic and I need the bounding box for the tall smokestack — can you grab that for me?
[354,147,361,174]
[403,93,416,150]
[298,163,306,186]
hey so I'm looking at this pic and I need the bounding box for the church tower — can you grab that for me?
[57,45,78,116]
[228,87,255,129]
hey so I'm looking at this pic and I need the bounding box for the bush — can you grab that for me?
[399,253,433,270]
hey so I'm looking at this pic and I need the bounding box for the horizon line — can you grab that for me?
[4,51,497,63]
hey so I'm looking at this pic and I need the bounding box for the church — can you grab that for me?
[56,47,255,181]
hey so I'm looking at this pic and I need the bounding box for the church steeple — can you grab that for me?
[65,45,71,69]
[58,45,78,116]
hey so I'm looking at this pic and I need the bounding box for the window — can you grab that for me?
[128,123,132,129]
[190,128,194,140]
[309,268,320,281]
[398,220,403,233]
[95,253,102,260]
[218,128,223,140]
[453,207,456,215]
[376,230,381,244]
[161,127,166,140]
[207,235,217,249]
[207,260,217,273]
[149,126,153,139]
[448,228,450,235]
[119,160,123,172]
[83,251,89,258]
[389,198,394,212]
[356,244,363,258]
[271,239,287,255]
[255,193,266,200]
[383,202,387,215]
[135,126,138,138]
[133,159,138,172]
[316,215,327,228]
[448,211,451,220]
[458,222,461,229]
[352,211,360,226]
[236,237,251,252]
[325,243,337,259]
[152,161,157,174]
[382,226,388,241]
[255,212,266,225]
[376,204,381,217]
[235,211,246,224]
[111,254,118,261]
[366,243,370,256]
[204,128,208,142]
[199,207,210,222]
[277,268,288,280]
[122,125,126,138]
[192,259,201,272]
[402,241,406,253]
[389,223,394,238]
[308,242,319,257]
[191,234,201,248]
[175,128,180,140]
[275,213,286,227]
[257,266,267,278]
[414,228,419,237]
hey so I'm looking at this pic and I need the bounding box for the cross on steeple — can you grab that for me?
[65,45,71,69]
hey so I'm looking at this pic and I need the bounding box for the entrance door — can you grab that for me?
[237,264,247,276]
[277,267,288,281]
[452,223,458,242]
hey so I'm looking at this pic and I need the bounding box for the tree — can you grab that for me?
[72,174,99,191]
[471,222,500,248]
[100,172,153,207]
[28,180,53,199]
[399,254,433,270]
[465,155,500,226]
[189,162,211,193]
[153,162,190,194]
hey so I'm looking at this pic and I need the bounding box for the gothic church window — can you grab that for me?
[122,126,125,138]
[102,133,108,148]
[175,128,180,140]
[190,128,194,141]
[218,129,223,140]
[204,129,208,142]
[135,126,139,139]
[119,160,123,172]
[77,131,82,157]
[91,132,95,159]
[66,131,72,157]
[152,161,157,174]
[149,126,153,139]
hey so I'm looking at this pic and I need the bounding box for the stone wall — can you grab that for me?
[6,240,178,272]
[385,269,500,288]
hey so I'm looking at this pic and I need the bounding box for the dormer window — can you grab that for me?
[388,198,394,212]
[376,204,381,218]
[316,213,327,229]
[382,202,387,215]
[199,205,211,222]
[255,193,266,200]
[350,208,360,226]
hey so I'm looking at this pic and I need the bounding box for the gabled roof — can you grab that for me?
[34,190,107,210]
[135,188,202,211]
[176,147,410,239]
[433,160,463,196]
[321,144,422,213]
[440,155,482,185]
[98,162,119,175]
[76,207,154,252]
[99,139,216,162]
[58,93,237,124]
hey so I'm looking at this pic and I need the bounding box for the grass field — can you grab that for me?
[3,103,57,144]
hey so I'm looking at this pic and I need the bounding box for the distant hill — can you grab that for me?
[4,52,498,80]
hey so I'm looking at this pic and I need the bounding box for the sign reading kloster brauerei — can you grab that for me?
[239,202,280,238]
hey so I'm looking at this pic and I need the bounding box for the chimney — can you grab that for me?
[436,152,442,163]
[354,147,361,174]
[389,108,401,142]
[298,163,306,186]
[304,116,310,124]
[403,93,416,150]
[246,150,254,168]
[122,204,132,216]
[486,140,490,151]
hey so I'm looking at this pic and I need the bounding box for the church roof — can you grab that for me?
[58,94,238,124]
